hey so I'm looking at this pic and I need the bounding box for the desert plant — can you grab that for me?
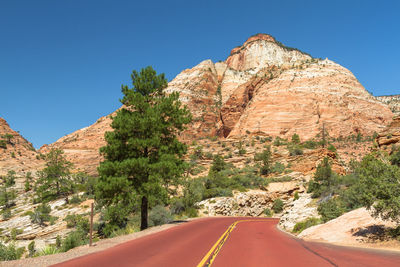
[29,203,52,226]
[272,199,284,213]
[37,245,59,256]
[0,242,25,261]
[28,241,35,257]
[148,205,173,227]
[293,217,321,233]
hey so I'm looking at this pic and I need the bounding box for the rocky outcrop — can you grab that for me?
[279,194,319,231]
[225,58,392,139]
[298,208,397,246]
[376,116,400,149]
[0,118,44,176]
[196,190,272,217]
[377,95,400,115]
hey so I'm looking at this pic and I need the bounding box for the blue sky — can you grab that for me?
[1,0,399,148]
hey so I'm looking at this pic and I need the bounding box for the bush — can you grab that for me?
[238,148,246,155]
[69,195,82,204]
[64,214,89,233]
[254,148,272,175]
[61,231,87,252]
[28,241,35,257]
[293,191,299,200]
[56,235,62,248]
[37,245,59,256]
[170,199,185,215]
[148,205,173,227]
[2,209,11,220]
[29,203,52,225]
[293,217,321,233]
[307,157,339,198]
[272,199,284,213]
[291,133,300,144]
[0,242,25,261]
[271,162,285,174]
[263,208,272,217]
[317,198,344,223]
[303,140,318,149]
[0,140,6,149]
[327,144,337,152]
[273,137,286,146]
[288,145,303,156]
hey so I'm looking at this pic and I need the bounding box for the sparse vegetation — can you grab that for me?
[293,217,321,233]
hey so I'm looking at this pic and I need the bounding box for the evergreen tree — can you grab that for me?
[96,66,191,232]
[254,147,272,175]
[35,148,74,202]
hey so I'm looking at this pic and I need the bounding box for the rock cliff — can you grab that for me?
[0,118,44,176]
[40,113,114,176]
[376,95,400,115]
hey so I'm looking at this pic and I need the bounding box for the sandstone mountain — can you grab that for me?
[40,33,394,174]
[0,118,44,176]
[39,113,114,176]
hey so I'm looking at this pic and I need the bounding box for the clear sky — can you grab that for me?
[1,0,399,148]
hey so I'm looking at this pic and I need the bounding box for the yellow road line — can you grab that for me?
[197,219,274,267]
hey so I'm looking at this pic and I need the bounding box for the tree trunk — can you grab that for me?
[140,196,148,230]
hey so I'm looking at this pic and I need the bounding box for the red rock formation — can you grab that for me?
[40,113,114,176]
[0,118,44,176]
[376,116,400,148]
[42,33,394,174]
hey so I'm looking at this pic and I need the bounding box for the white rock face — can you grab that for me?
[196,190,272,217]
[226,40,311,72]
[298,208,397,245]
[279,194,319,231]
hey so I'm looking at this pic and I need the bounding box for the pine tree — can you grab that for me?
[96,66,191,232]
[35,148,74,202]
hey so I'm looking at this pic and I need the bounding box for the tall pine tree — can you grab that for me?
[96,66,191,231]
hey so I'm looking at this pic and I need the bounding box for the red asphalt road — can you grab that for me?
[54,217,400,267]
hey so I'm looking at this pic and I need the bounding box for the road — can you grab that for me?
[53,217,400,267]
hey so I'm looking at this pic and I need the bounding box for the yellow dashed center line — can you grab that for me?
[197,219,274,267]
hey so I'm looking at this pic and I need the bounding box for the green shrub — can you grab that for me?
[238,148,246,155]
[307,157,340,198]
[148,205,173,227]
[327,144,336,152]
[170,199,185,215]
[269,176,292,183]
[303,140,318,149]
[273,137,286,146]
[29,203,52,225]
[293,217,321,233]
[317,198,344,222]
[288,145,303,156]
[64,214,89,233]
[293,191,299,200]
[28,241,35,257]
[271,162,285,174]
[2,209,11,220]
[0,242,25,261]
[10,228,22,240]
[61,231,87,252]
[291,133,300,144]
[272,199,284,213]
[55,235,62,248]
[0,140,7,149]
[185,207,198,218]
[263,208,272,217]
[254,148,272,175]
[37,245,59,256]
